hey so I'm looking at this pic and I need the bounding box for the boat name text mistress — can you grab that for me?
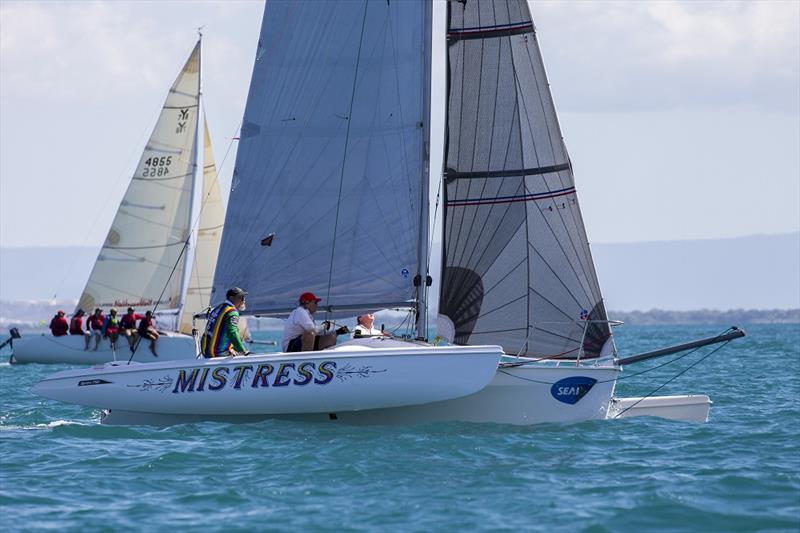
[172,361,337,394]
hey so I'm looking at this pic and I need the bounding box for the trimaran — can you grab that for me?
[31,0,744,426]
[11,37,225,364]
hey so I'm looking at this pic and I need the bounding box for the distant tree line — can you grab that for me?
[608,308,800,325]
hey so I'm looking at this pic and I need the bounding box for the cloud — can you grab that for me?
[531,0,800,114]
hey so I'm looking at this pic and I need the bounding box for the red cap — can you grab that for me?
[57,310,65,315]
[299,292,321,304]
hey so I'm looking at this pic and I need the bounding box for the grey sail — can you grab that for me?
[77,41,201,314]
[439,0,610,358]
[212,0,429,317]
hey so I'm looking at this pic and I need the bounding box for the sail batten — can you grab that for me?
[77,41,202,314]
[439,0,610,359]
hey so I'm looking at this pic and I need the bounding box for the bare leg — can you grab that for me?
[84,332,90,350]
[149,338,158,357]
[94,332,101,351]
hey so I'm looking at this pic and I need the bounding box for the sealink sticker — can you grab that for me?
[550,376,597,404]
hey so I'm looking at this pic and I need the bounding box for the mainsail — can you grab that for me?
[179,114,224,334]
[438,0,610,358]
[77,41,201,314]
[212,0,429,317]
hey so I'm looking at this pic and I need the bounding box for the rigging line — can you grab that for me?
[503,326,738,384]
[610,327,738,384]
[325,0,370,306]
[612,339,733,419]
[127,237,191,363]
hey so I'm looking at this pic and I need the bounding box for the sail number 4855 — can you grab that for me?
[142,156,172,177]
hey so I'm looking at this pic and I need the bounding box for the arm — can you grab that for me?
[224,311,248,354]
[297,309,326,335]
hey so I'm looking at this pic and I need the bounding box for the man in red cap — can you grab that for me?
[282,291,345,352]
[49,310,69,337]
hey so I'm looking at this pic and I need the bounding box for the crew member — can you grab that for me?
[86,308,105,351]
[69,309,86,335]
[49,310,69,337]
[102,308,122,350]
[353,313,388,338]
[137,310,160,357]
[201,287,250,358]
[120,307,143,350]
[282,292,347,352]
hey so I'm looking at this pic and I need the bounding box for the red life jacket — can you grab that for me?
[88,314,105,330]
[69,316,84,335]
[121,313,140,329]
[50,316,69,336]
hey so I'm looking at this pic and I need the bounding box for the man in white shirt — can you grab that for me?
[282,291,342,352]
[353,313,387,337]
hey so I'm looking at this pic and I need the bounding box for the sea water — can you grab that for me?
[1,324,798,531]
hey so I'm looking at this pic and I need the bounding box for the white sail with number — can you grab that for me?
[77,41,201,315]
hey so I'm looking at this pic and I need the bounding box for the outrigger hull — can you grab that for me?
[11,332,198,365]
[31,342,504,415]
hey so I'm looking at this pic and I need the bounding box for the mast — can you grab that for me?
[176,31,203,327]
[415,0,433,340]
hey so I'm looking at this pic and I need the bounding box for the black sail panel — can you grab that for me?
[439,0,610,359]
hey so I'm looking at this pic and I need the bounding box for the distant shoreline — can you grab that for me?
[1,299,797,332]
[607,309,799,325]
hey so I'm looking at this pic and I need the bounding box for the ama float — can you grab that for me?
[31,0,744,426]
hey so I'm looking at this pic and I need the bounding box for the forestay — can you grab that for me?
[212,0,428,317]
[438,0,610,358]
[77,41,201,314]
[179,115,224,334]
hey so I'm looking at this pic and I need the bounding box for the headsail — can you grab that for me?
[212,0,429,317]
[77,41,201,314]
[438,0,610,358]
[178,114,224,334]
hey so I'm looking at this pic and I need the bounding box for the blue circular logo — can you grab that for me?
[400,268,410,279]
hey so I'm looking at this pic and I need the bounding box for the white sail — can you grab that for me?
[179,115,224,334]
[211,0,429,317]
[77,41,201,314]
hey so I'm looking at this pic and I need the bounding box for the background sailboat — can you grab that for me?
[12,39,224,364]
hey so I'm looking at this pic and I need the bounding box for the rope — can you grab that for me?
[497,326,738,393]
[325,0,370,310]
[611,339,733,419]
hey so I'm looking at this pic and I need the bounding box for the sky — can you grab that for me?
[0,0,798,250]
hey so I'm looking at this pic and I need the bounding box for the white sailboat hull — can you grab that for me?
[10,333,198,365]
[31,343,503,414]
